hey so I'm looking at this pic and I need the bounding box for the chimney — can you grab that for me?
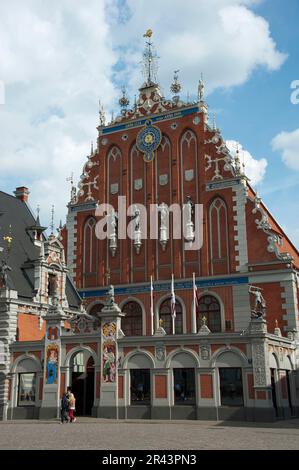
[14,186,30,202]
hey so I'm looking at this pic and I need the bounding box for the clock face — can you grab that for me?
[136,119,162,162]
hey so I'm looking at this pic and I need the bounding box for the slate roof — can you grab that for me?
[0,190,80,308]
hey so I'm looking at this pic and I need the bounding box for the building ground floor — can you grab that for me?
[3,311,298,423]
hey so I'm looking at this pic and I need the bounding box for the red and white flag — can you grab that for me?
[171,274,176,318]
[193,272,200,318]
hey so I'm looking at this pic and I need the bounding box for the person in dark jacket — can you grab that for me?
[60,392,69,423]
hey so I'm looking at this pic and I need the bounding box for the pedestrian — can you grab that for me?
[67,386,76,423]
[60,392,69,424]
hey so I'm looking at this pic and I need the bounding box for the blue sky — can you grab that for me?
[207,0,299,244]
[0,0,298,246]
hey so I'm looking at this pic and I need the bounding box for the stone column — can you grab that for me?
[0,288,18,421]
[96,285,124,418]
[248,317,274,421]
[39,297,67,419]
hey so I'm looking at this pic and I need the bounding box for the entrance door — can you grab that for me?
[270,369,278,416]
[286,370,294,416]
[71,352,95,416]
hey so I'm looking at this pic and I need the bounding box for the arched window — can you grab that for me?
[122,301,143,336]
[159,298,183,335]
[209,198,229,275]
[83,218,98,287]
[199,295,221,332]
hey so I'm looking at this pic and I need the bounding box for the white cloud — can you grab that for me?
[271,128,299,171]
[108,0,287,95]
[226,140,268,185]
[0,0,117,227]
[0,0,285,228]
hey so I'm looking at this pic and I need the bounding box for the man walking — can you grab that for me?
[60,392,69,423]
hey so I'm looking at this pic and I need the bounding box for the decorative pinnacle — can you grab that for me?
[212,113,216,131]
[36,205,41,225]
[50,205,55,235]
[142,29,159,85]
[198,73,205,101]
[170,69,182,101]
[235,144,241,176]
[119,87,130,115]
[90,141,94,155]
[99,100,106,126]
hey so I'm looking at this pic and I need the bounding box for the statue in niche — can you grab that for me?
[133,206,141,231]
[159,203,168,230]
[184,195,195,243]
[108,208,118,256]
[157,202,169,251]
[108,208,118,236]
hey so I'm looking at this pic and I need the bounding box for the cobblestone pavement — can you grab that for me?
[0,418,299,450]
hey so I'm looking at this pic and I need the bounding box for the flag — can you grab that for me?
[171,274,176,318]
[193,272,200,318]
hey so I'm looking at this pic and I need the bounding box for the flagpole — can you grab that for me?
[192,272,197,334]
[150,275,154,336]
[171,273,176,335]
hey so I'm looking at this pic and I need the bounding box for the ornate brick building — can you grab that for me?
[1,34,299,421]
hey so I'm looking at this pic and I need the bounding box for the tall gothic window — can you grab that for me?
[209,198,229,275]
[83,218,98,287]
[159,298,183,335]
[122,301,143,336]
[198,295,221,332]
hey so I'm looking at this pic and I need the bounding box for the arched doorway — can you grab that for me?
[70,351,95,416]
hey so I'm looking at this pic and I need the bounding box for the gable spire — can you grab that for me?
[142,29,159,86]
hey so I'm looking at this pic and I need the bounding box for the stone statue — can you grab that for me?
[0,259,11,288]
[186,196,194,224]
[133,206,141,231]
[107,284,115,306]
[249,286,266,318]
[108,209,118,256]
[158,203,169,251]
[159,203,168,230]
[184,196,195,243]
[198,77,205,101]
[108,209,118,236]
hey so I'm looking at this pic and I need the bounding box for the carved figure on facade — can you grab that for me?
[184,195,195,243]
[249,285,266,318]
[108,208,118,257]
[157,202,169,251]
[0,260,11,288]
[132,205,142,254]
[252,195,292,262]
[155,344,166,361]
